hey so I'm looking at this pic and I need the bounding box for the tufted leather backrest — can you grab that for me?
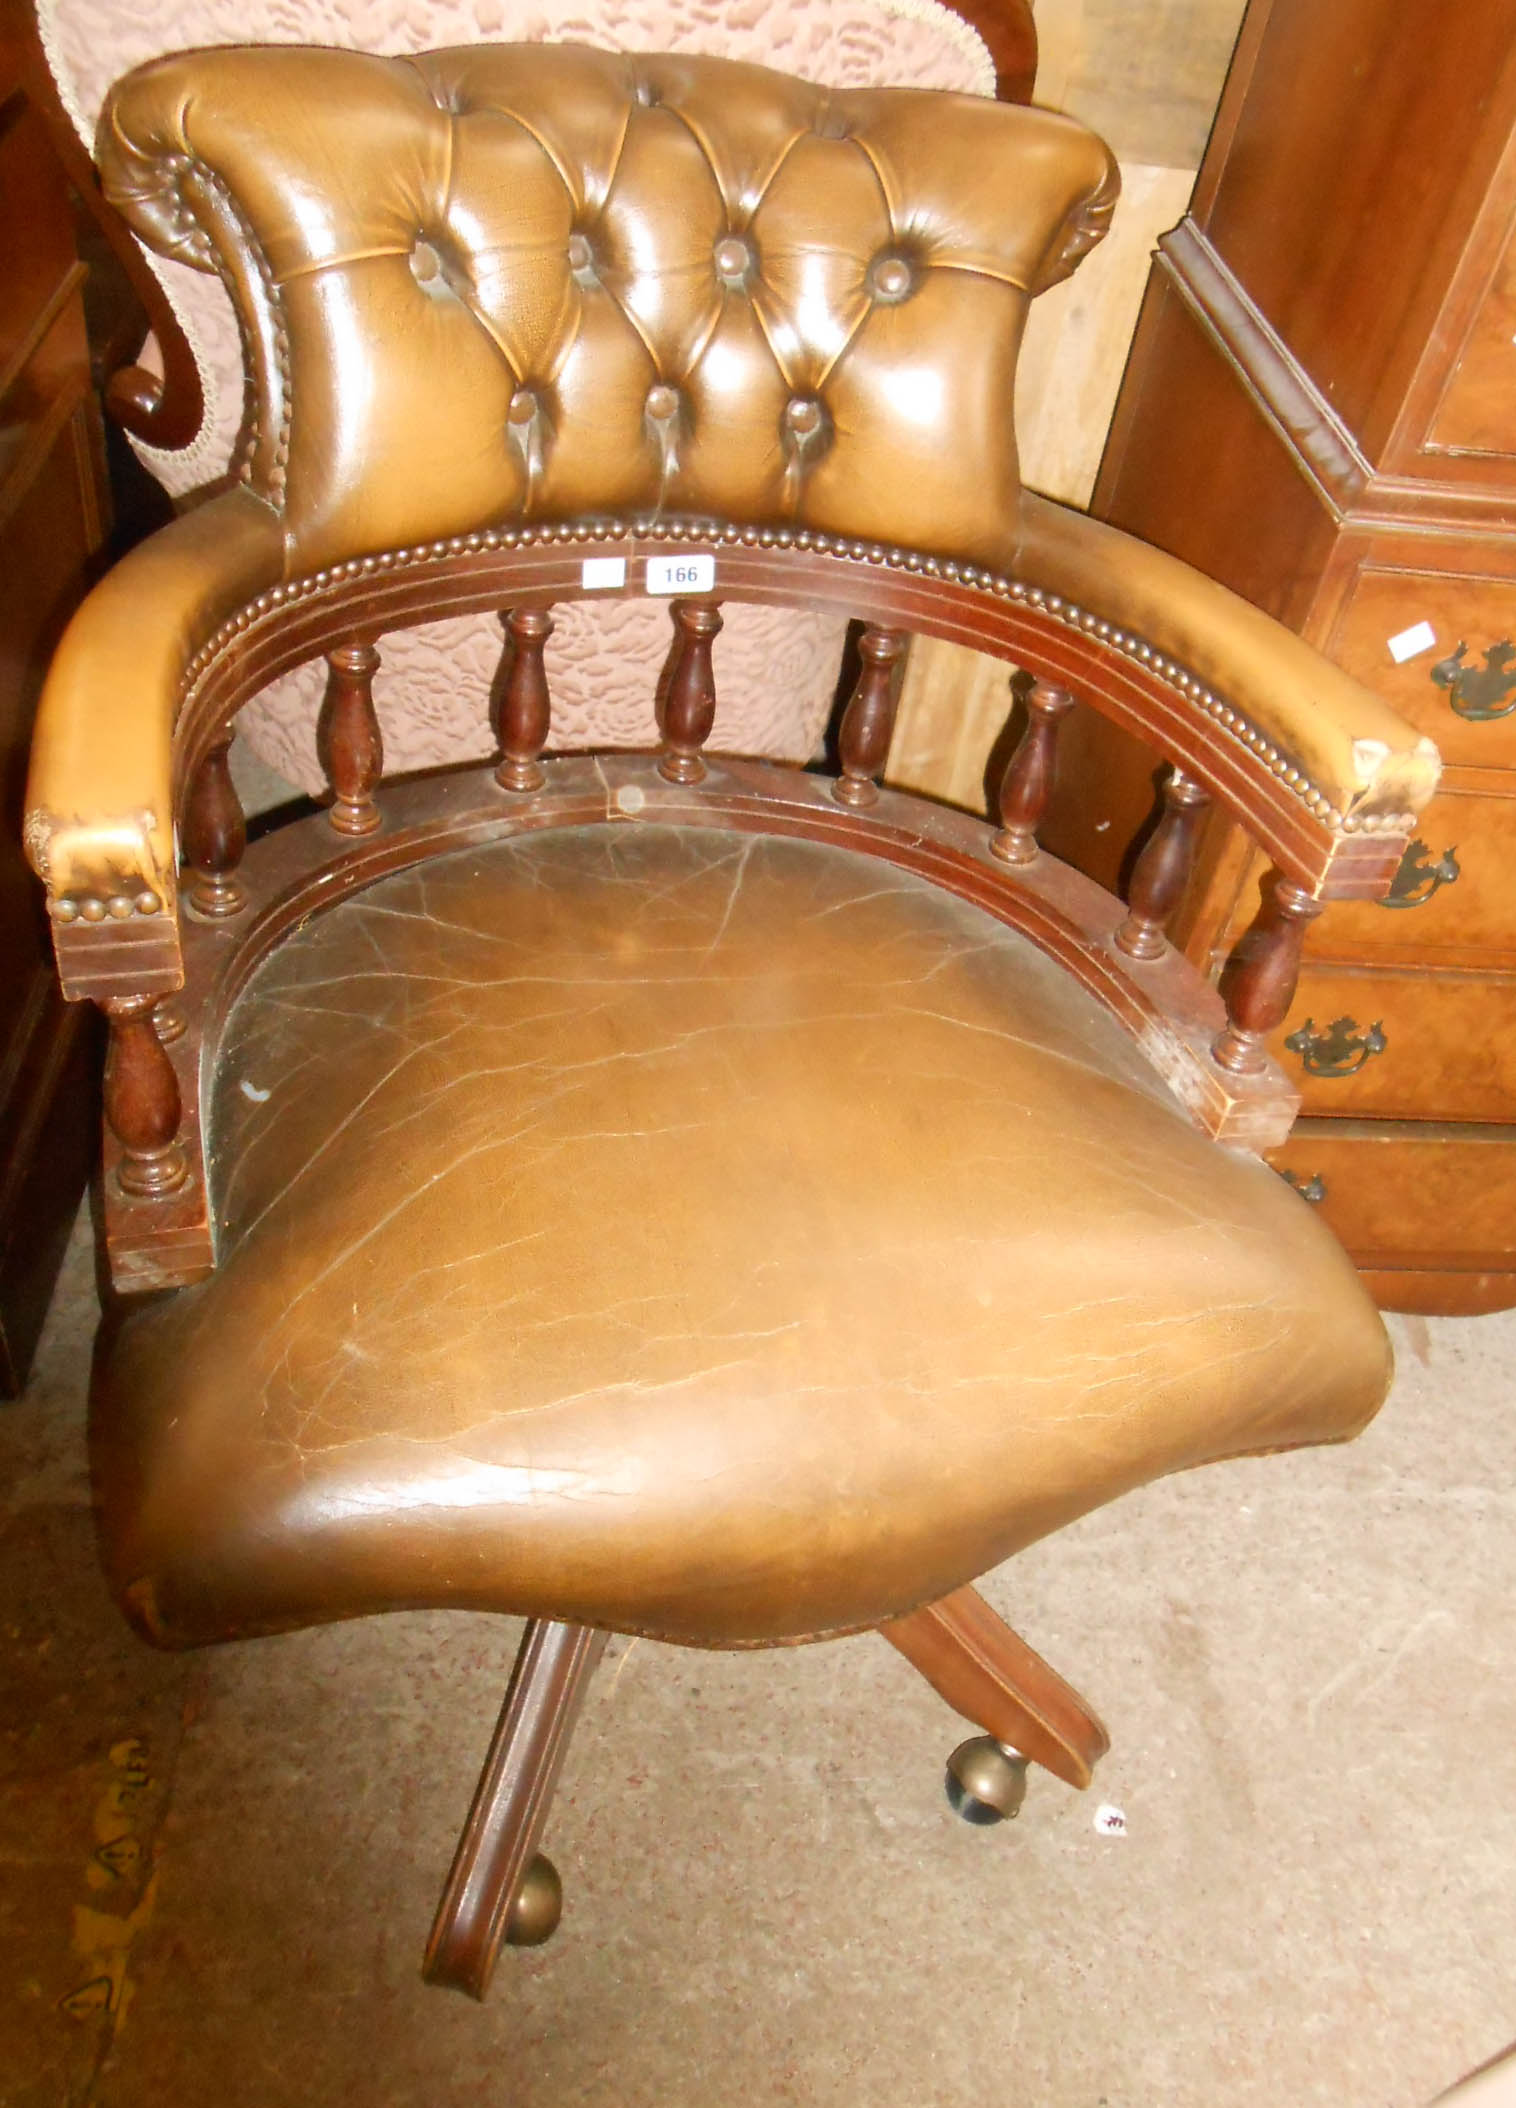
[97,44,1118,576]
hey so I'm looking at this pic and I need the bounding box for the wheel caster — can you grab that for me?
[504,1853,563,1946]
[945,1736,1029,1825]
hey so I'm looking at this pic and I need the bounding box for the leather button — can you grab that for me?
[634,77,660,108]
[868,254,914,304]
[784,397,824,439]
[508,389,538,427]
[713,234,752,285]
[567,232,594,276]
[410,238,443,284]
[646,384,679,421]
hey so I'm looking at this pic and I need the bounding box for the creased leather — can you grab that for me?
[95,827,1392,1649]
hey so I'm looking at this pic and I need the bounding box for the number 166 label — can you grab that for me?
[646,554,715,594]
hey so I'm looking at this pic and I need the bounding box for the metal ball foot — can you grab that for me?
[945,1737,1029,1825]
[504,1854,562,1946]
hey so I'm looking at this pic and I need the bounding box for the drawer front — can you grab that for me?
[1308,783,1516,970]
[1274,962,1516,1122]
[1326,567,1516,771]
[1269,1120,1516,1277]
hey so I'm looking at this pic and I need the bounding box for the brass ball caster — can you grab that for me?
[504,1853,563,1946]
[945,1737,1029,1825]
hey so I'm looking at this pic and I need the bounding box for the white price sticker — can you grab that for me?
[581,556,627,590]
[646,553,716,595]
[1387,620,1436,665]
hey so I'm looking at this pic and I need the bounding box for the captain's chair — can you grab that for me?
[27,42,1439,2001]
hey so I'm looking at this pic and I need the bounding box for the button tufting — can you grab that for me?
[713,234,752,285]
[508,389,538,427]
[784,397,825,439]
[567,232,594,277]
[634,77,660,108]
[646,384,679,421]
[868,254,914,304]
[410,238,443,283]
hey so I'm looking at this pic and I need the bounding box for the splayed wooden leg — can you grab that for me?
[424,1618,607,1999]
[879,1584,1108,1789]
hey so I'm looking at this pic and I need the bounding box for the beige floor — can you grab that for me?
[3,1211,1514,2108]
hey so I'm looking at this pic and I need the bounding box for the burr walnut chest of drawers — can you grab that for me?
[1039,0,1516,1314]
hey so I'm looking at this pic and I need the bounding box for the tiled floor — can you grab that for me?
[3,1213,1514,2107]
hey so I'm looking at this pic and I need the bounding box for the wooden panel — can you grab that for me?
[1325,565,1516,769]
[1304,784,1514,971]
[1429,201,1516,460]
[1093,268,1337,622]
[1270,1118,1516,1288]
[1275,962,1516,1123]
[0,28,111,1393]
[0,382,104,1393]
[1193,0,1516,469]
[0,93,76,391]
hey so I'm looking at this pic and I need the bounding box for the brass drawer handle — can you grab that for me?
[1283,1015,1387,1078]
[1279,1169,1327,1204]
[1431,639,1516,721]
[1380,837,1460,909]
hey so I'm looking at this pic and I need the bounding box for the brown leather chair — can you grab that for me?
[26,42,1441,2002]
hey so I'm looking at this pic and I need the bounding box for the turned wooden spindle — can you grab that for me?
[492,607,555,792]
[318,641,383,835]
[1212,875,1322,1074]
[182,727,248,916]
[833,627,908,807]
[1114,766,1211,960]
[656,599,723,784]
[103,995,188,1197]
[991,679,1075,864]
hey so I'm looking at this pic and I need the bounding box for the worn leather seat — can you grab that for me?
[98,824,1387,1650]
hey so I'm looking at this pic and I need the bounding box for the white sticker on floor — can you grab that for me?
[581,556,627,589]
[646,553,715,595]
[1094,1803,1127,1836]
[1387,620,1436,664]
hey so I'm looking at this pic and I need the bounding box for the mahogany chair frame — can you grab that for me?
[66,508,1419,1997]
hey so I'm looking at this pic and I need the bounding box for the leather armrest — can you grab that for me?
[1017,491,1441,826]
[24,487,285,999]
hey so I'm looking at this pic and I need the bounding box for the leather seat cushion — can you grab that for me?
[95,825,1391,1648]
